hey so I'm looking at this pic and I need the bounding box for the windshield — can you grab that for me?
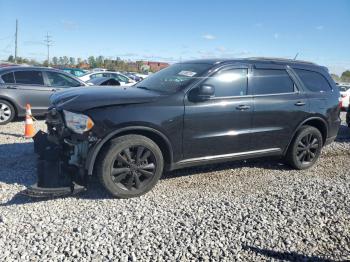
[134,63,212,93]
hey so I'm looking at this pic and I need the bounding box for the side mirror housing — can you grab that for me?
[189,85,215,101]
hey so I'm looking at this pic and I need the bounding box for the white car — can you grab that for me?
[339,85,350,110]
[79,71,135,86]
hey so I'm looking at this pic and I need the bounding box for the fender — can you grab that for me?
[85,126,174,175]
[283,116,328,155]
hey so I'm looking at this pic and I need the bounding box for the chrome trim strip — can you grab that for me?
[179,148,281,164]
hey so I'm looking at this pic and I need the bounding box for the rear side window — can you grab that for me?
[203,68,248,97]
[14,71,44,85]
[90,73,103,79]
[294,69,332,92]
[251,69,294,95]
[1,72,15,83]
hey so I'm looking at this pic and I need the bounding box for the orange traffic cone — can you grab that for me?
[24,104,35,138]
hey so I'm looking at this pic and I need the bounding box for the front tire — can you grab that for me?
[97,135,164,198]
[286,125,323,170]
[0,100,15,125]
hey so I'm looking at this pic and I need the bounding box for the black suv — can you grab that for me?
[30,58,341,198]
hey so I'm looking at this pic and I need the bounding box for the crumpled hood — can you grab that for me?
[50,86,162,112]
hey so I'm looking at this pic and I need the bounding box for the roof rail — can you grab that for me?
[247,57,317,65]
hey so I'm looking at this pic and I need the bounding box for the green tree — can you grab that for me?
[69,57,76,66]
[52,56,58,66]
[341,71,350,82]
[88,56,96,68]
[7,55,14,62]
[62,56,69,65]
[58,57,64,65]
[96,55,104,68]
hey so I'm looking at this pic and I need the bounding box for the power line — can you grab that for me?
[44,32,53,66]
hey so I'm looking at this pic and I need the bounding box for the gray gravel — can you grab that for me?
[0,114,349,261]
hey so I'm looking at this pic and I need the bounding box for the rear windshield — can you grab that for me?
[134,63,213,93]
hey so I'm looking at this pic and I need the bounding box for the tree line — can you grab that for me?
[7,55,146,73]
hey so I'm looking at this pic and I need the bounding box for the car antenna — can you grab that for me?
[293,53,299,60]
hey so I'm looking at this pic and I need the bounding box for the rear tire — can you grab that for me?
[97,135,164,198]
[0,99,15,125]
[286,125,323,170]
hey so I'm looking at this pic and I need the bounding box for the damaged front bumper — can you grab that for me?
[23,109,96,197]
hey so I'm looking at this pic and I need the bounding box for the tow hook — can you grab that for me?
[22,130,86,198]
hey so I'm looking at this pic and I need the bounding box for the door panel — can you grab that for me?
[250,67,309,151]
[16,85,54,114]
[183,97,253,158]
[183,66,253,159]
[252,93,308,150]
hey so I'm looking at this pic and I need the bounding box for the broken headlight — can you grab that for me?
[63,110,94,134]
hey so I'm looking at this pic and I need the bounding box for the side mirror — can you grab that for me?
[189,85,215,102]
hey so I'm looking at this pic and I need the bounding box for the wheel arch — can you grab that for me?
[284,116,328,154]
[86,126,174,175]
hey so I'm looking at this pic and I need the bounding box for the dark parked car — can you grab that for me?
[86,77,121,86]
[29,58,341,198]
[0,66,86,124]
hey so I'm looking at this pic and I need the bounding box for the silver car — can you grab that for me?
[0,66,86,124]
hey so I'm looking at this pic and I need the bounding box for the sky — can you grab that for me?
[0,0,349,75]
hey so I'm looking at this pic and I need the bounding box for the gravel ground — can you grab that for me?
[0,114,349,261]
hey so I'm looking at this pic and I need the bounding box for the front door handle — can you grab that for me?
[295,101,306,106]
[236,105,251,111]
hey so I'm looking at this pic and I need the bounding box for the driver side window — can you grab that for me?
[46,71,81,87]
[203,68,248,97]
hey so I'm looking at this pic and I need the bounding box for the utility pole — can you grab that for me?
[14,19,18,63]
[44,32,52,67]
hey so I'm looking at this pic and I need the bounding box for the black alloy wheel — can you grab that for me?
[296,133,320,164]
[110,146,157,191]
[97,135,164,198]
[286,125,323,170]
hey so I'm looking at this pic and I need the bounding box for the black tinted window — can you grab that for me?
[294,69,332,92]
[46,72,81,87]
[14,71,44,85]
[1,72,15,83]
[252,69,294,95]
[204,69,247,97]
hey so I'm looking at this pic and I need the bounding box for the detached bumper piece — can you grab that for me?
[22,130,86,198]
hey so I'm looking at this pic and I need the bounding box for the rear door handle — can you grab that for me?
[236,105,251,110]
[295,101,306,106]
